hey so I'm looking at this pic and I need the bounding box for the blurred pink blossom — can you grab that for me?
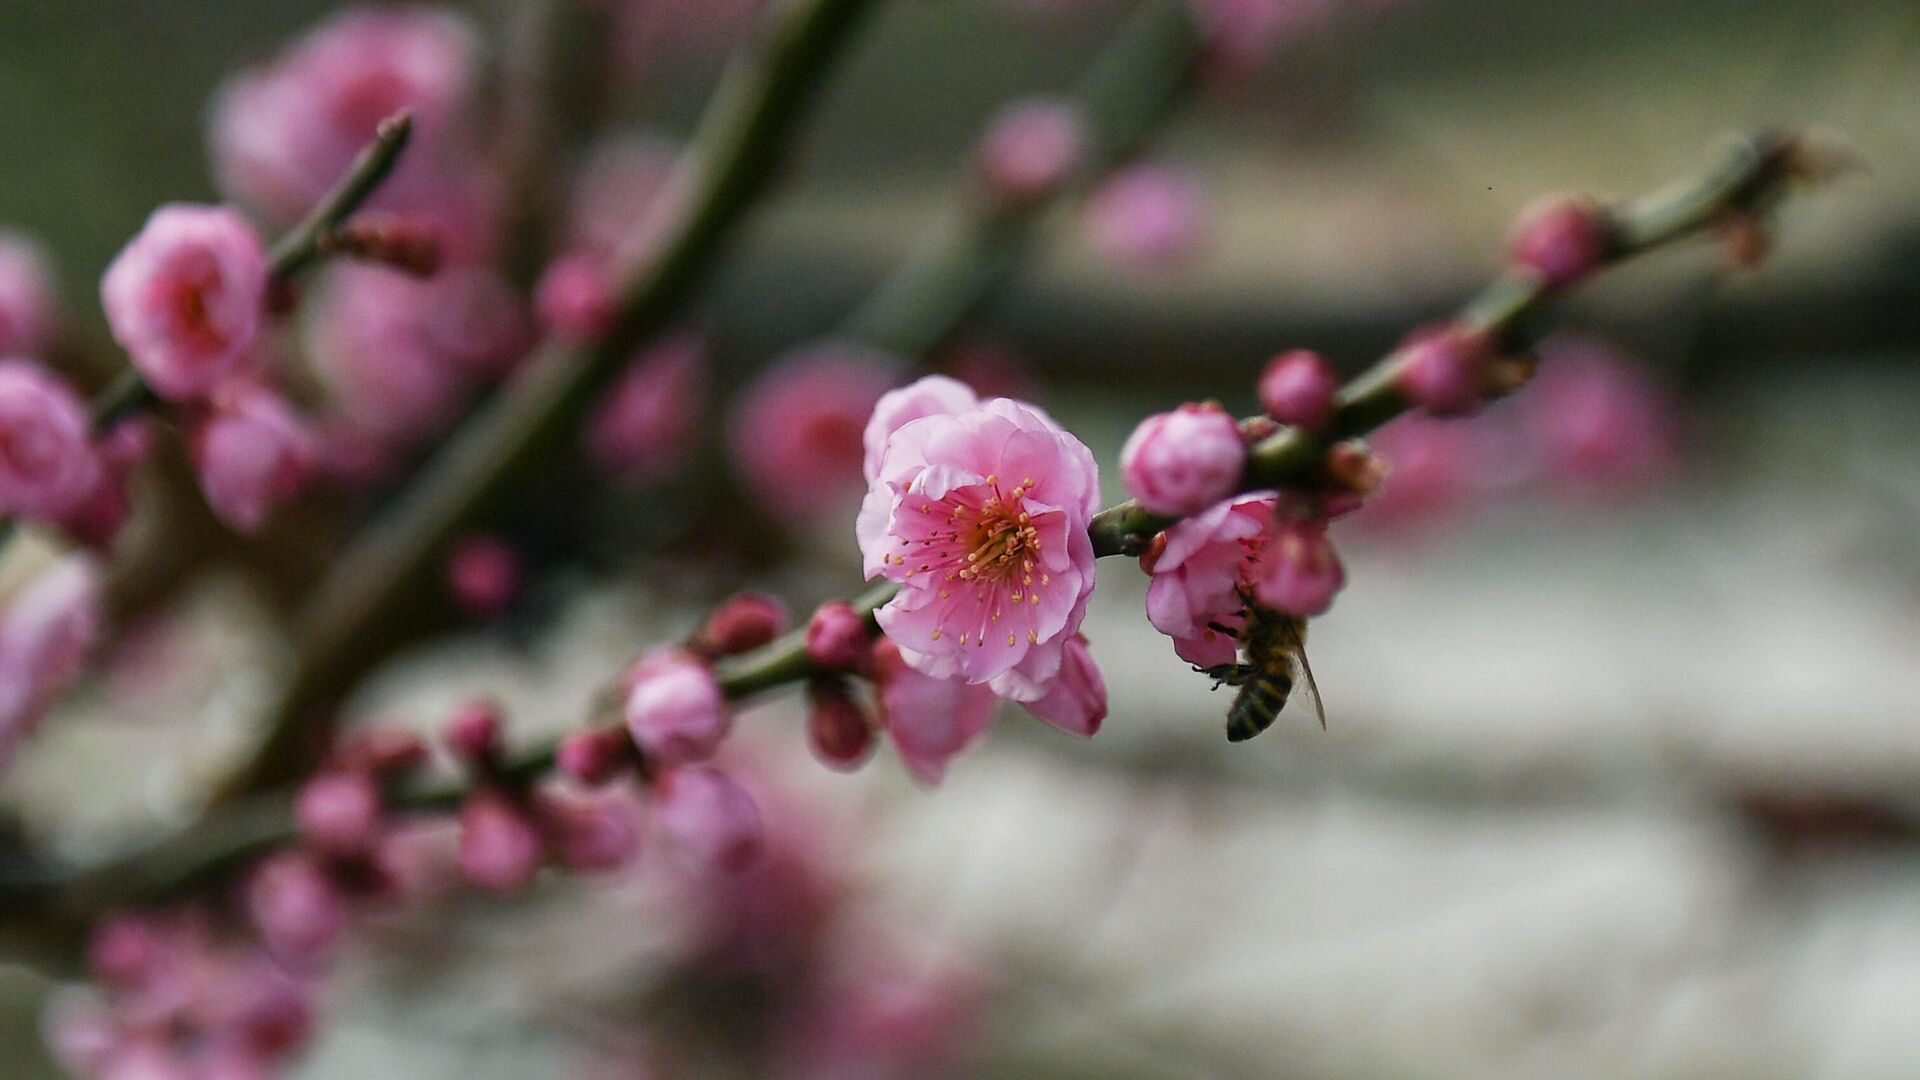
[209,5,481,224]
[101,205,267,402]
[0,554,102,770]
[1083,163,1208,272]
[191,387,316,535]
[650,766,765,873]
[731,344,898,524]
[0,359,100,521]
[977,98,1086,204]
[445,534,524,620]
[245,852,346,967]
[0,232,58,358]
[624,647,731,766]
[1521,334,1681,496]
[457,790,546,893]
[586,331,705,481]
[1253,517,1345,615]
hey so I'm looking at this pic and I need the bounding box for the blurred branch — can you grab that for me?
[219,0,884,800]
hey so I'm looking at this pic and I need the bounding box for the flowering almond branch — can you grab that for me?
[221,0,883,801]
[2,132,1829,936]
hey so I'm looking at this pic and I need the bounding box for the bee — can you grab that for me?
[1198,601,1325,742]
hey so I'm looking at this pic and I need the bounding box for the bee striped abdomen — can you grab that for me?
[1225,669,1293,742]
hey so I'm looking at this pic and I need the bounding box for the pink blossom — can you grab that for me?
[1017,633,1105,736]
[539,784,641,873]
[1352,414,1484,529]
[731,345,898,524]
[445,535,523,619]
[860,373,977,483]
[1397,325,1487,416]
[1120,402,1246,516]
[1252,517,1345,615]
[293,771,382,857]
[458,790,545,892]
[55,418,152,549]
[307,265,529,445]
[190,388,316,535]
[556,728,633,786]
[1191,0,1338,81]
[586,331,706,480]
[0,233,58,358]
[1509,194,1609,289]
[209,5,480,223]
[1082,163,1207,272]
[1259,348,1338,428]
[859,382,1100,698]
[977,99,1086,204]
[772,963,981,1080]
[536,252,619,340]
[101,205,267,401]
[803,601,871,672]
[1521,335,1680,495]
[0,555,102,770]
[805,677,874,770]
[624,648,730,766]
[1143,492,1274,667]
[650,766,765,873]
[698,592,788,657]
[245,852,345,966]
[442,698,504,763]
[870,638,996,785]
[0,359,101,520]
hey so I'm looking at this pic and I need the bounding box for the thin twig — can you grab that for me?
[264,111,416,281]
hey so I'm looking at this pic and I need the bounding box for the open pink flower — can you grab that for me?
[101,205,267,401]
[0,360,100,521]
[859,380,1100,698]
[1144,491,1276,667]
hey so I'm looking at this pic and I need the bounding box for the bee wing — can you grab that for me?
[1278,617,1327,730]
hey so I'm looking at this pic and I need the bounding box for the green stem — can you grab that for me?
[264,111,416,281]
[220,0,884,801]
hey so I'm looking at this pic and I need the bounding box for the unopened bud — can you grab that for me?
[696,592,788,657]
[443,698,504,764]
[806,677,873,770]
[321,214,443,277]
[804,601,871,672]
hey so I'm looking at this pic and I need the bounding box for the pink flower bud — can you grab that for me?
[556,728,633,786]
[1522,335,1680,494]
[1119,403,1246,516]
[101,205,267,401]
[53,417,151,548]
[539,786,640,873]
[0,359,100,520]
[806,678,873,770]
[1252,518,1344,616]
[457,790,545,892]
[624,648,730,766]
[650,767,764,873]
[246,852,345,965]
[442,698,504,763]
[325,213,444,276]
[535,253,618,340]
[698,592,788,657]
[294,771,382,856]
[1508,194,1609,289]
[1018,633,1106,737]
[1397,326,1487,417]
[1258,348,1338,428]
[1082,163,1207,273]
[445,535,522,619]
[804,601,871,672]
[587,331,705,481]
[977,98,1085,203]
[0,233,58,358]
[191,388,316,534]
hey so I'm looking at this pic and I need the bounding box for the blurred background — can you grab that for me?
[2,0,1919,1076]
